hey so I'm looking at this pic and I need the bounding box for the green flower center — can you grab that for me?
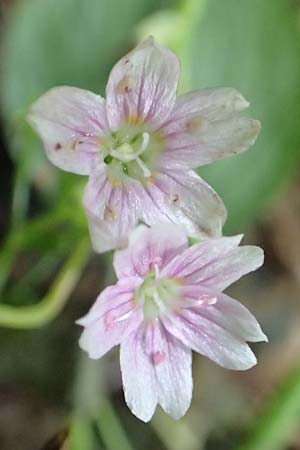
[135,271,180,320]
[102,126,163,182]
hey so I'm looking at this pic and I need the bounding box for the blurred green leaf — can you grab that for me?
[189,0,300,231]
[0,237,91,329]
[0,0,161,211]
[235,367,300,450]
[1,0,160,115]
[96,397,135,450]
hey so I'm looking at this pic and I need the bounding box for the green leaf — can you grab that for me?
[234,368,300,450]
[1,0,158,115]
[189,0,300,231]
[0,0,159,205]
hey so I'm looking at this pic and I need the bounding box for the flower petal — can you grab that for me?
[179,285,267,342]
[28,86,108,175]
[163,309,257,370]
[83,165,141,252]
[159,87,260,170]
[120,325,158,422]
[151,323,193,420]
[138,170,226,240]
[161,235,243,280]
[77,278,142,359]
[203,292,268,343]
[187,246,264,291]
[106,37,180,130]
[120,322,192,422]
[113,224,188,279]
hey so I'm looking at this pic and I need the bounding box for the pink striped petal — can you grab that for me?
[151,323,192,420]
[137,170,226,240]
[161,235,243,280]
[187,246,264,290]
[83,165,141,252]
[120,325,158,422]
[28,86,108,175]
[120,322,192,422]
[77,278,142,359]
[163,309,257,370]
[178,285,267,342]
[106,37,179,130]
[159,87,260,170]
[113,224,188,279]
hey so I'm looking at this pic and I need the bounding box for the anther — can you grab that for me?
[136,156,151,178]
[151,257,162,279]
[153,291,166,312]
[198,294,217,306]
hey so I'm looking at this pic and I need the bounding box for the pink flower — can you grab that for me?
[77,225,267,422]
[28,37,260,252]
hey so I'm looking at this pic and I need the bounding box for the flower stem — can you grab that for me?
[71,257,134,450]
[0,237,91,329]
[69,413,95,450]
[234,367,300,450]
[96,397,135,450]
[72,347,135,450]
[151,409,199,450]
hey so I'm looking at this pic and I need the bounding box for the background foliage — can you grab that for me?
[0,0,300,449]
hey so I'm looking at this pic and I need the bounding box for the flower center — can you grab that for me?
[135,271,180,320]
[102,127,163,182]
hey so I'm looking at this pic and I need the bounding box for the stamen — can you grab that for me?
[136,156,151,178]
[198,294,217,306]
[110,148,130,162]
[182,294,217,308]
[153,291,166,312]
[110,132,150,163]
[152,257,162,279]
[139,132,150,154]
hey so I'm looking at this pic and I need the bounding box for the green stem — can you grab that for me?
[0,238,91,329]
[69,413,96,450]
[234,367,300,450]
[96,397,134,450]
[151,409,199,450]
[71,259,134,450]
[11,165,30,226]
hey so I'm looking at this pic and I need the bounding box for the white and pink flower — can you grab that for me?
[77,225,267,422]
[28,37,260,252]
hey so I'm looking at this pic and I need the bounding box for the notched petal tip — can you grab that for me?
[234,233,244,245]
[260,331,269,343]
[78,332,101,360]
[250,246,265,269]
[243,118,261,150]
[233,91,250,111]
[75,316,87,327]
[138,35,170,53]
[139,35,155,47]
